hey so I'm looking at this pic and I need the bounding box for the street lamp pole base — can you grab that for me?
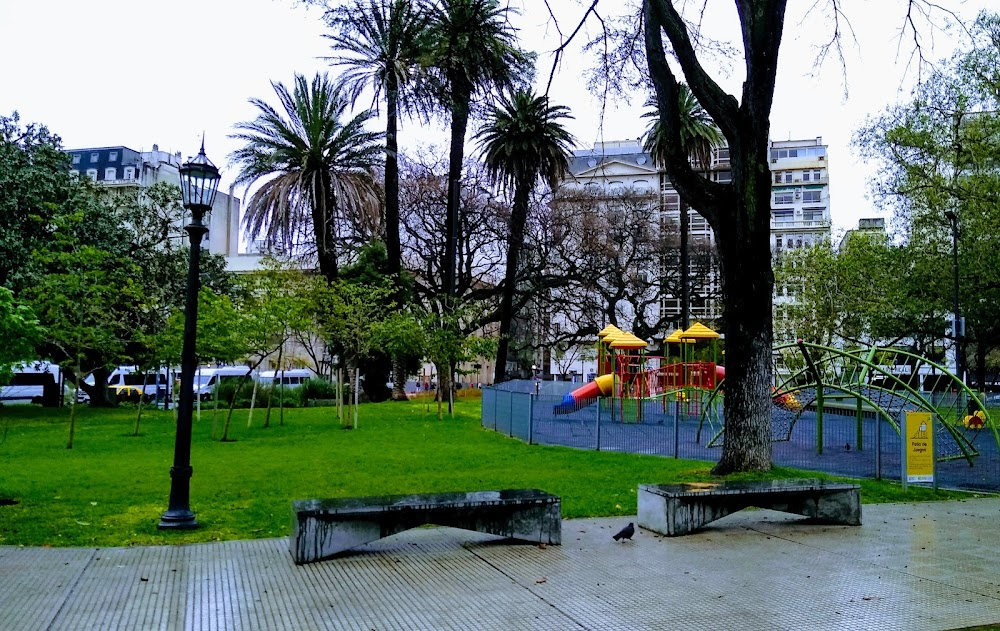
[158,510,198,530]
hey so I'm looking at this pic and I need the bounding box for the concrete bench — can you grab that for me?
[290,489,561,564]
[638,479,861,536]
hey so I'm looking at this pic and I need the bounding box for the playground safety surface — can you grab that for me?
[4,498,1000,630]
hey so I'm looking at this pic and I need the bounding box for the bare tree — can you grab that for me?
[536,0,959,473]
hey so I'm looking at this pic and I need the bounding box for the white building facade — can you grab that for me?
[65,144,244,262]
[547,137,832,378]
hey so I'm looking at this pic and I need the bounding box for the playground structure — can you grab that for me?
[554,325,998,467]
[555,322,724,420]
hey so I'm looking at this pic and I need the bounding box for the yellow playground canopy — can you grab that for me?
[598,324,623,339]
[609,333,648,349]
[681,322,720,340]
[664,329,685,344]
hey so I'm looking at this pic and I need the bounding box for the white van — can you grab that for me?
[193,366,257,401]
[258,369,315,387]
[0,361,66,406]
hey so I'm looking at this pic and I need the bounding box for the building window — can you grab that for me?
[770,146,826,160]
[802,209,824,223]
[802,190,822,203]
[90,152,99,163]
[104,167,116,180]
[662,193,680,214]
[774,172,782,184]
[70,169,79,178]
[608,180,624,188]
[803,169,823,181]
[86,169,98,182]
[774,192,794,204]
[715,170,731,182]
[109,151,118,162]
[124,166,135,180]
[772,210,794,224]
[72,154,81,165]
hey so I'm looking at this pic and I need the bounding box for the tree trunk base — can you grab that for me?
[711,458,771,476]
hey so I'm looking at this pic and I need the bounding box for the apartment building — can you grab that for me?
[561,136,832,334]
[769,138,832,258]
[64,144,242,260]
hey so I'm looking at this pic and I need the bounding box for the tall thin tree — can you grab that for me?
[425,0,532,396]
[230,73,384,284]
[476,90,575,383]
[324,0,433,399]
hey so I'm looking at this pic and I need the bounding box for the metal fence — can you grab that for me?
[481,381,1000,492]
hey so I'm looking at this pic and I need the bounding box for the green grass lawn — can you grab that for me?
[0,399,977,548]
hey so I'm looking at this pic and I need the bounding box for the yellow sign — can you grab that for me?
[905,411,934,483]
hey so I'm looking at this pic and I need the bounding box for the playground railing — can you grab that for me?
[481,382,1000,493]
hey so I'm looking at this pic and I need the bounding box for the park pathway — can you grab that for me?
[3,499,1000,630]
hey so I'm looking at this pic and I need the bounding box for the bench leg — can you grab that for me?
[770,489,862,526]
[639,492,741,536]
[290,518,384,564]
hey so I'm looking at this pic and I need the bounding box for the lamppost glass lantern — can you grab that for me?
[179,140,221,211]
[159,139,221,531]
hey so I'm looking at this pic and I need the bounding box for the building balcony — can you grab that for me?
[771,219,831,230]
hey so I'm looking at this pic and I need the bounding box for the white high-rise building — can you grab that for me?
[559,136,832,335]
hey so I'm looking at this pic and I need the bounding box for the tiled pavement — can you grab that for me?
[3,499,1000,630]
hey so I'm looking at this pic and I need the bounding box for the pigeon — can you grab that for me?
[612,522,635,542]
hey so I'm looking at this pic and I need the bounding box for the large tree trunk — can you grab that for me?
[79,366,113,407]
[643,0,785,474]
[494,181,532,384]
[712,140,776,475]
[312,173,338,284]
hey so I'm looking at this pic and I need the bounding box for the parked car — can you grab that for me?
[110,384,148,404]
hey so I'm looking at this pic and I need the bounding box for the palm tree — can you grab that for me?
[423,0,532,399]
[476,90,575,384]
[425,0,533,307]
[643,84,723,330]
[324,0,432,400]
[324,0,431,284]
[230,72,384,284]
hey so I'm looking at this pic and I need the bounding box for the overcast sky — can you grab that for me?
[0,0,991,239]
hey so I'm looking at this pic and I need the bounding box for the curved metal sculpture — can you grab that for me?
[700,342,996,466]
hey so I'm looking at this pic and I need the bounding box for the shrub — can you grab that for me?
[299,378,339,403]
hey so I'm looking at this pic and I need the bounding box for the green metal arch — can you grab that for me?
[698,342,997,464]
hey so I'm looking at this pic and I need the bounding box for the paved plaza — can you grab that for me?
[3,499,1000,630]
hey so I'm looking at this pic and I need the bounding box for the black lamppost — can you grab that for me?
[159,140,220,530]
[944,209,962,385]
